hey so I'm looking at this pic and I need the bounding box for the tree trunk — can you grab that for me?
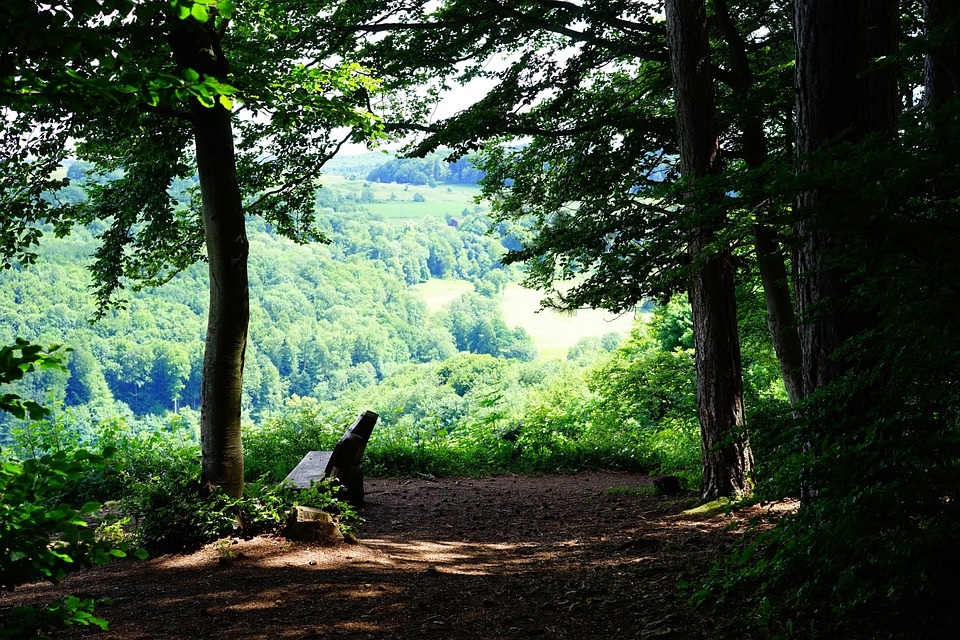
[794,0,898,398]
[713,0,803,405]
[754,224,803,405]
[924,0,960,110]
[665,0,753,499]
[171,18,249,498]
[194,102,249,499]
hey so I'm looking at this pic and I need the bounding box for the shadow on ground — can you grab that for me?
[3,473,752,640]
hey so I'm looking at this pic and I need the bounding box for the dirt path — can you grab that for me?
[5,473,760,639]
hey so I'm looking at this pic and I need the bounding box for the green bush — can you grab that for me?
[0,447,146,638]
[1,340,145,639]
[124,464,360,551]
[243,396,347,482]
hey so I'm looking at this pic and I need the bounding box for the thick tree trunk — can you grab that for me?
[665,0,752,499]
[688,236,753,498]
[194,102,249,499]
[171,18,249,498]
[794,0,898,398]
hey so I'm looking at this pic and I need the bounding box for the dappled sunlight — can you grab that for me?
[332,620,385,634]
[223,600,281,613]
[2,474,754,639]
[253,546,395,570]
[364,537,587,575]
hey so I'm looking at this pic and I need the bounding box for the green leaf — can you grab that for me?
[80,501,102,515]
[216,0,234,19]
[182,68,200,83]
[196,93,216,108]
[218,94,233,110]
[190,2,209,22]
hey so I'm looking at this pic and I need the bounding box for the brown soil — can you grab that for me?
[5,473,788,639]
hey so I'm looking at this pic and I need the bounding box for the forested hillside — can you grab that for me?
[365,152,484,186]
[0,204,538,436]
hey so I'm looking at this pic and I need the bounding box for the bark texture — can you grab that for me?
[171,18,249,498]
[753,224,803,405]
[665,0,752,499]
[794,0,898,397]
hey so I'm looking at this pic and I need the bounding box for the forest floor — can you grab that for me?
[6,472,793,639]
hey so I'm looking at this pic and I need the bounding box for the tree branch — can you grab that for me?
[244,131,354,214]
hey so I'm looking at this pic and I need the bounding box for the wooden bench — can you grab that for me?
[284,410,378,505]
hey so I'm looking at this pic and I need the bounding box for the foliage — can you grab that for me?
[1,0,387,302]
[443,293,537,361]
[0,340,145,639]
[321,2,959,634]
[242,304,710,482]
[0,596,104,640]
[243,396,346,483]
[693,65,960,640]
[366,151,484,186]
[4,408,361,552]
[2,0,399,496]
[0,448,139,590]
[0,340,67,421]
[0,211,518,434]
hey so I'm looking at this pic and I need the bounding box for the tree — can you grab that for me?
[1,0,385,496]
[704,3,960,634]
[320,0,795,496]
[664,0,752,497]
[793,0,898,400]
[923,0,960,112]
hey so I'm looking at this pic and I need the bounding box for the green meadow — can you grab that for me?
[412,279,640,360]
[321,174,488,222]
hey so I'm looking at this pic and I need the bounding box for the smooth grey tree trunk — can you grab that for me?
[665,0,753,499]
[193,100,249,499]
[171,18,249,499]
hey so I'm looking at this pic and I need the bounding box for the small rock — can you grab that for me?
[654,475,683,496]
[283,506,344,545]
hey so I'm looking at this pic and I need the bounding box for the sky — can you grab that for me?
[339,75,498,156]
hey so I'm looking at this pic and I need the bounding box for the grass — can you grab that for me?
[411,279,474,313]
[320,175,488,221]
[324,175,638,359]
[680,498,732,518]
[412,279,640,360]
[500,284,638,359]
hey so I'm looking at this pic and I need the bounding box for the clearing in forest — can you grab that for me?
[5,473,783,639]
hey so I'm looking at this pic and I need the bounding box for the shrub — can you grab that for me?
[1,340,145,639]
[0,447,146,638]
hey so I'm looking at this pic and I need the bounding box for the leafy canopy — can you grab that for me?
[1,0,389,311]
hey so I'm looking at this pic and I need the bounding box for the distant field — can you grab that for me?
[412,279,640,360]
[321,175,487,221]
[500,284,638,360]
[412,279,474,312]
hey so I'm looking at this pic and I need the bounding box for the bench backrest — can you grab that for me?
[324,410,378,476]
